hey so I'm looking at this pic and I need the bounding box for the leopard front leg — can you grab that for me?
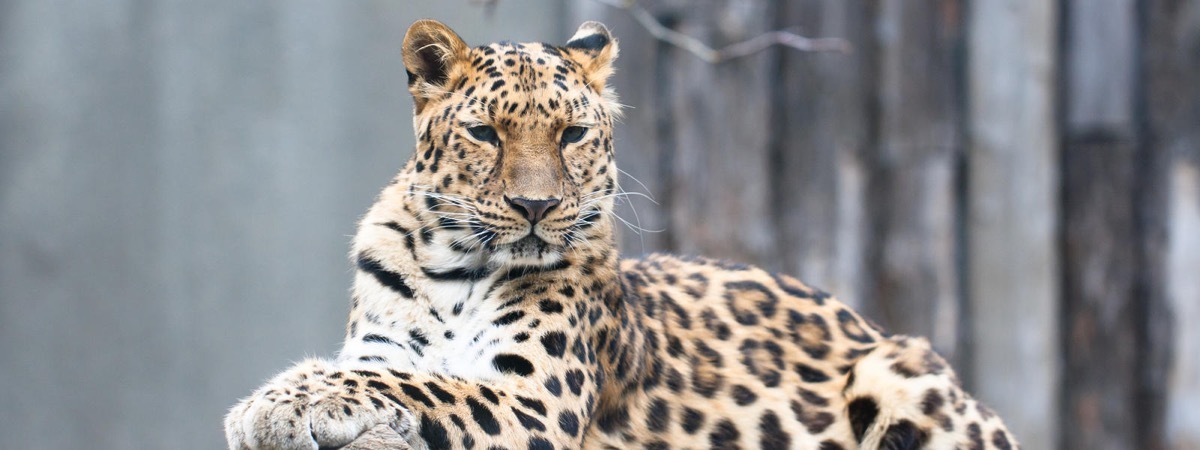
[226,358,596,450]
[224,358,416,450]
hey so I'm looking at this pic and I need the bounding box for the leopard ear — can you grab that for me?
[564,21,619,92]
[402,20,469,109]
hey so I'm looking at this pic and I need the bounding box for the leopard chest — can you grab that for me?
[338,277,536,381]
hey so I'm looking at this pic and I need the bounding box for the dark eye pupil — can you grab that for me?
[562,126,587,144]
[468,125,498,143]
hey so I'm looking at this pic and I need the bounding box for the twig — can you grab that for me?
[591,0,851,63]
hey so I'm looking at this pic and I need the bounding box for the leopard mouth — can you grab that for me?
[464,223,569,264]
[509,233,558,254]
[482,231,563,263]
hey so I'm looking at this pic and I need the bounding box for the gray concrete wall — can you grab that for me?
[0,1,561,448]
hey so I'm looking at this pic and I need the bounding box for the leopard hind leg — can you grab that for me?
[842,336,1020,450]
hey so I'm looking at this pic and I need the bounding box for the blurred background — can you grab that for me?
[1,0,1197,448]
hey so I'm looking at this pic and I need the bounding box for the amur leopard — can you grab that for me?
[225,19,1018,450]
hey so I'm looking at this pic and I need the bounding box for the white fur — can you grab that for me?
[339,259,537,382]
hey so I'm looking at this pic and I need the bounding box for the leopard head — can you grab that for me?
[395,19,621,268]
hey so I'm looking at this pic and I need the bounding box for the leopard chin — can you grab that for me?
[489,234,564,267]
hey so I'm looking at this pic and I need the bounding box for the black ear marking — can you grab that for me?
[561,21,619,92]
[565,33,609,52]
[564,21,613,54]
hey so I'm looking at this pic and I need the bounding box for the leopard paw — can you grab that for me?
[224,359,415,450]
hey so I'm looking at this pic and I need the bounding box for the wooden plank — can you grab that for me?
[1144,1,1200,448]
[656,0,781,267]
[965,1,1060,448]
[772,0,871,309]
[1061,134,1142,450]
[1065,0,1137,131]
[1061,0,1177,447]
[861,0,962,361]
[1165,162,1200,449]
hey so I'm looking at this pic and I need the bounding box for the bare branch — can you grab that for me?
[591,0,851,63]
[717,28,852,59]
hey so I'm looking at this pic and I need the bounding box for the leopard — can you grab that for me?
[224,19,1019,450]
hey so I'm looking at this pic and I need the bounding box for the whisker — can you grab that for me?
[599,209,665,234]
[580,190,657,206]
[617,167,656,202]
[451,228,491,248]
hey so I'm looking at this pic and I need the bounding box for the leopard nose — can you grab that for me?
[504,196,561,225]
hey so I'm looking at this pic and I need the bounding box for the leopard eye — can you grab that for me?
[561,126,588,144]
[467,125,499,144]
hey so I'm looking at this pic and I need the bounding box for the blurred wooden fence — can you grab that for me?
[1,1,1195,448]
[569,0,1200,448]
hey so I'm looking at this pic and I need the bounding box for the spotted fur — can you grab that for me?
[224,20,1018,450]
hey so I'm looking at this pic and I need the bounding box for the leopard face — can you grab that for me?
[398,20,621,268]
